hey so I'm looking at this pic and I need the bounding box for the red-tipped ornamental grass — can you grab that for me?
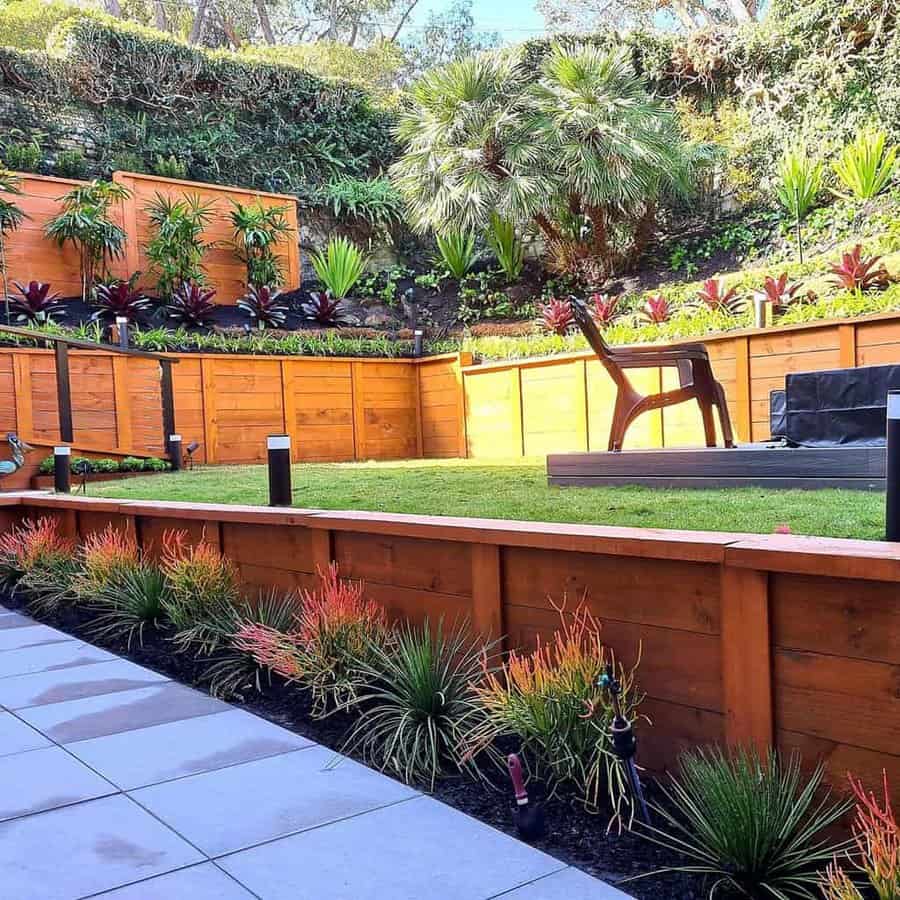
[757,272,802,312]
[234,562,388,716]
[0,517,76,590]
[830,244,891,294]
[540,297,574,335]
[823,771,899,900]
[696,278,742,314]
[9,280,65,323]
[641,293,671,324]
[77,524,140,597]
[590,292,619,325]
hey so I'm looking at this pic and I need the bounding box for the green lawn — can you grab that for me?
[86,458,885,540]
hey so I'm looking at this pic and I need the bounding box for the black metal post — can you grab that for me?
[116,316,129,350]
[413,329,424,358]
[267,434,292,507]
[53,446,71,494]
[886,391,900,540]
[167,433,183,472]
[159,360,177,466]
[54,340,74,443]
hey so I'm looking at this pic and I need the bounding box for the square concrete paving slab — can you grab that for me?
[132,745,418,856]
[493,866,632,899]
[17,681,229,743]
[0,657,169,710]
[0,622,71,651]
[0,611,36,630]
[219,794,566,900]
[91,862,256,899]
[0,745,116,821]
[0,639,114,679]
[70,707,313,790]
[0,709,50,757]
[0,793,203,900]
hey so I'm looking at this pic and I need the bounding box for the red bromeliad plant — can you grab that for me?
[590,292,619,326]
[237,284,289,329]
[466,598,641,819]
[302,291,348,326]
[757,272,802,313]
[76,524,140,598]
[235,562,388,716]
[641,293,671,324]
[9,281,65,324]
[695,278,743,314]
[830,245,891,294]
[823,771,899,900]
[165,282,218,327]
[92,274,152,322]
[540,297,574,335]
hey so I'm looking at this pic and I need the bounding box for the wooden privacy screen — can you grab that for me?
[4,491,898,810]
[0,172,300,304]
[0,347,468,464]
[461,310,900,454]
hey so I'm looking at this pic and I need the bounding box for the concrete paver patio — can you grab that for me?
[0,605,630,899]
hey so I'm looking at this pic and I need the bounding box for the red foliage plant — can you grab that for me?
[10,281,65,323]
[757,272,802,312]
[302,291,347,325]
[830,245,891,293]
[92,276,152,322]
[165,282,218,326]
[696,278,742,313]
[823,770,899,899]
[0,517,76,588]
[540,297,574,335]
[234,562,387,716]
[590,292,619,325]
[78,524,139,596]
[641,293,672,324]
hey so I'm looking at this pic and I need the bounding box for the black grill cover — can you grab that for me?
[776,364,900,447]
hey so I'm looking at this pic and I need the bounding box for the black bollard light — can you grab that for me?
[413,329,424,358]
[53,446,71,494]
[886,391,900,540]
[167,433,183,472]
[267,434,292,507]
[116,316,130,350]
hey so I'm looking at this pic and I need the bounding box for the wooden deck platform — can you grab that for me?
[547,444,887,490]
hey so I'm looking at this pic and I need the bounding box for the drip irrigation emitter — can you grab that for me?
[599,663,650,825]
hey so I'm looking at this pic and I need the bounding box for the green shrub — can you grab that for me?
[341,619,491,790]
[142,457,169,471]
[435,231,477,281]
[3,139,42,173]
[90,458,120,473]
[317,176,404,235]
[641,747,852,898]
[88,560,169,649]
[54,148,87,179]
[151,153,186,179]
[775,146,823,220]
[0,0,78,50]
[119,456,144,472]
[310,236,366,299]
[229,200,290,289]
[833,129,898,201]
[38,456,54,475]
[485,214,524,283]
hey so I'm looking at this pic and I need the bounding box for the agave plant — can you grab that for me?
[830,245,891,294]
[540,297,574,335]
[590,293,620,326]
[641,293,671,324]
[756,272,802,313]
[9,280,65,324]
[166,282,218,327]
[237,284,289,330]
[435,230,477,281]
[302,291,348,326]
[695,278,743,314]
[92,275,152,322]
[310,236,366,299]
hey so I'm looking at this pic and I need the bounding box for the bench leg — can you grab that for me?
[699,398,717,447]
[714,381,736,448]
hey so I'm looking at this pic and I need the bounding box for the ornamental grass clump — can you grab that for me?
[641,747,852,899]
[88,561,170,649]
[75,524,140,599]
[0,517,79,613]
[342,619,490,790]
[822,771,899,900]
[466,600,640,818]
[235,563,388,715]
[160,530,241,654]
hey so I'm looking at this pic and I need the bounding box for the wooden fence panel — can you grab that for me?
[418,355,467,458]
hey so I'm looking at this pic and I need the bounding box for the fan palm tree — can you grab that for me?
[391,44,698,282]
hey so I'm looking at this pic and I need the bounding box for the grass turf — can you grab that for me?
[87,458,885,540]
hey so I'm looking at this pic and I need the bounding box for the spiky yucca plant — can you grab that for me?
[833,129,898,201]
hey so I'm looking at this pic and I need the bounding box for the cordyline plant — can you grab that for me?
[757,272,803,313]
[165,282,218,327]
[235,563,388,716]
[830,245,891,295]
[465,599,641,821]
[591,292,620,326]
[641,293,671,324]
[695,277,743,314]
[229,200,290,290]
[92,274,152,322]
[822,771,899,900]
[9,280,65,324]
[237,284,289,330]
[540,297,574,334]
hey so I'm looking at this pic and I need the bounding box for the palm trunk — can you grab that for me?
[255,0,275,44]
[533,212,562,244]
[586,204,612,276]
[628,203,657,272]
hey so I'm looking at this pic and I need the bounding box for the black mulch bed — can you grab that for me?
[4,590,712,899]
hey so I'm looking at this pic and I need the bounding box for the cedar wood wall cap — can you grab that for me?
[6,492,900,577]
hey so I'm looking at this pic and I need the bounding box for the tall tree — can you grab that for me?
[537,0,765,31]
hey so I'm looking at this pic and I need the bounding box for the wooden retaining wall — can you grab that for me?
[0,346,469,465]
[1,172,300,303]
[2,491,897,807]
[461,311,900,452]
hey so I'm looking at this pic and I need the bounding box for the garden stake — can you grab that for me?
[794,185,804,264]
[507,753,545,841]
[600,664,650,825]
